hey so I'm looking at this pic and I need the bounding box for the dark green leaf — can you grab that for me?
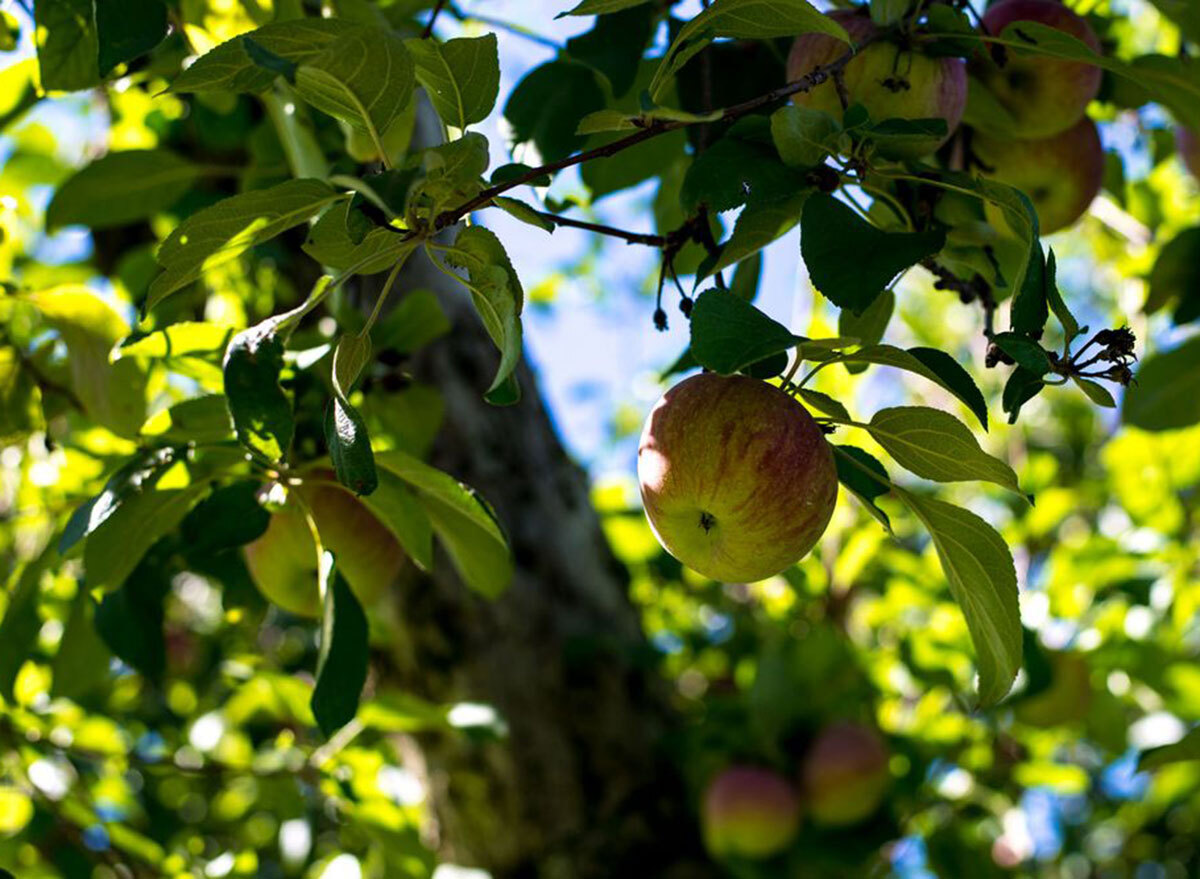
[407,34,500,130]
[48,149,200,231]
[565,5,656,97]
[1002,366,1046,424]
[51,586,111,702]
[181,481,270,554]
[1043,250,1079,341]
[838,344,988,429]
[689,288,798,375]
[61,447,179,554]
[1072,376,1116,408]
[682,118,808,212]
[35,0,99,91]
[96,0,167,76]
[832,445,891,532]
[801,194,945,313]
[729,251,762,301]
[94,561,168,680]
[1146,227,1200,325]
[991,332,1052,376]
[0,542,56,700]
[504,61,606,164]
[372,289,451,354]
[223,323,294,463]
[325,397,379,496]
[894,488,1021,707]
[1011,235,1049,337]
[770,105,840,168]
[838,289,894,365]
[707,192,809,278]
[1122,335,1200,431]
[296,27,414,138]
[312,572,370,737]
[242,36,298,83]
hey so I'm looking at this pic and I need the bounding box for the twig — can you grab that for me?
[434,43,863,230]
[422,0,448,38]
[532,209,668,246]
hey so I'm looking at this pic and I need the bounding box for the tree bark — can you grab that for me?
[373,247,716,878]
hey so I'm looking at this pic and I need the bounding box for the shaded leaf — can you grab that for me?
[223,323,293,463]
[689,288,798,375]
[839,344,987,429]
[48,149,197,231]
[406,34,500,129]
[1122,335,1200,431]
[832,444,892,531]
[311,572,369,737]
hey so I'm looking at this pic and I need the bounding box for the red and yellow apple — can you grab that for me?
[801,721,890,826]
[972,116,1104,234]
[243,478,405,617]
[637,374,837,583]
[787,9,967,157]
[1178,127,1200,181]
[969,0,1102,139]
[701,766,802,859]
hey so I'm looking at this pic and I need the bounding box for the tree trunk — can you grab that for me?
[373,247,716,878]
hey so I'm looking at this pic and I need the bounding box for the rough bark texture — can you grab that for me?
[372,248,716,878]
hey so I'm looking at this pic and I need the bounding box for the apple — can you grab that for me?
[801,721,890,826]
[637,373,837,583]
[243,479,405,617]
[787,9,967,157]
[701,766,802,859]
[971,116,1103,234]
[969,0,1102,139]
[1178,127,1200,181]
[1015,651,1091,727]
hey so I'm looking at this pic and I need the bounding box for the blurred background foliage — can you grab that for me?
[0,1,1199,878]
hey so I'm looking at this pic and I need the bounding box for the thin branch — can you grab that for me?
[434,43,862,230]
[422,0,449,38]
[534,209,668,246]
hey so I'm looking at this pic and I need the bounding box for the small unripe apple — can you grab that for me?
[638,373,837,582]
[971,116,1103,234]
[1015,651,1091,728]
[701,766,802,860]
[1178,127,1200,181]
[969,0,1102,139]
[801,721,890,826]
[787,9,967,158]
[243,480,405,617]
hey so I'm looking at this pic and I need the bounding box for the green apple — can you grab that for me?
[801,721,890,826]
[243,480,405,617]
[787,8,967,158]
[638,373,837,582]
[1015,651,1092,728]
[971,117,1104,234]
[701,766,801,860]
[969,0,1102,139]
[1179,127,1200,181]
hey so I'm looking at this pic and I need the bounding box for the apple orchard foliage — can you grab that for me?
[1,0,1200,876]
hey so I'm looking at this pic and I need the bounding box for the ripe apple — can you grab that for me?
[243,479,405,617]
[1178,127,1200,181]
[969,0,1102,139]
[971,116,1104,234]
[787,9,967,158]
[1015,651,1091,727]
[637,373,837,583]
[801,721,890,826]
[701,766,802,859]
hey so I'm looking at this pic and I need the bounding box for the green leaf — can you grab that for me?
[1139,727,1200,771]
[440,226,524,398]
[94,561,168,680]
[311,572,369,737]
[650,0,848,99]
[492,197,555,232]
[1122,335,1200,432]
[223,323,293,463]
[797,388,849,421]
[682,118,808,213]
[377,450,513,598]
[60,447,180,554]
[303,202,415,275]
[838,344,988,429]
[180,481,270,553]
[95,0,167,76]
[832,445,892,532]
[1011,236,1049,337]
[114,322,234,361]
[894,488,1021,707]
[991,332,1052,376]
[0,542,56,701]
[838,289,894,359]
[729,251,763,301]
[35,0,99,91]
[406,34,500,130]
[295,27,414,143]
[372,289,452,354]
[1002,365,1046,424]
[170,19,355,94]
[565,5,656,97]
[707,192,809,278]
[149,179,342,309]
[1146,227,1200,325]
[333,333,372,396]
[358,468,434,571]
[84,481,210,590]
[409,133,490,221]
[770,105,840,168]
[28,286,147,437]
[1072,376,1116,409]
[504,60,606,164]
[866,117,949,158]
[325,397,378,496]
[51,586,111,702]
[689,288,799,375]
[801,194,946,314]
[866,406,1021,494]
[1043,251,1078,341]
